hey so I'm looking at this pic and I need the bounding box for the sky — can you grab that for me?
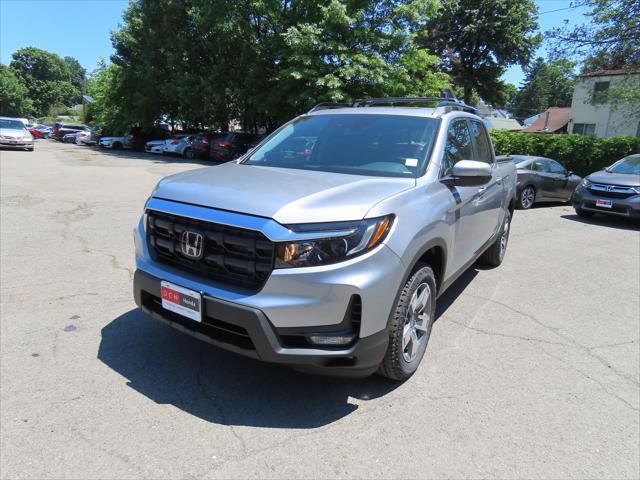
[1,0,589,86]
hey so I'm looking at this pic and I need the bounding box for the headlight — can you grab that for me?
[275,215,394,268]
[581,178,592,188]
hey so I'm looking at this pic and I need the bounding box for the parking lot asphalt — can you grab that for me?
[1,140,639,479]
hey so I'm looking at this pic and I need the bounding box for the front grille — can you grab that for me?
[146,210,275,291]
[589,184,637,199]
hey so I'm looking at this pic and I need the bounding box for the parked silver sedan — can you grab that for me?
[163,134,194,157]
[512,155,581,209]
[0,117,34,151]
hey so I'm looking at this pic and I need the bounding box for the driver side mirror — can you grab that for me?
[442,160,492,187]
[566,170,573,177]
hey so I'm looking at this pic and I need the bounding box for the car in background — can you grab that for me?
[144,138,168,154]
[188,131,214,159]
[99,136,127,149]
[572,154,640,220]
[512,156,581,209]
[125,127,170,151]
[76,128,100,146]
[63,132,80,143]
[209,132,262,162]
[0,116,34,151]
[52,122,89,141]
[163,134,194,157]
[26,124,46,139]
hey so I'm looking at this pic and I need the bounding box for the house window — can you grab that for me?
[573,123,596,136]
[592,81,610,103]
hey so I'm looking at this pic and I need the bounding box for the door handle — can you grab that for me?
[478,187,486,194]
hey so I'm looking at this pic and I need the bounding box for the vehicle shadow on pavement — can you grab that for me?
[560,214,640,231]
[98,309,400,428]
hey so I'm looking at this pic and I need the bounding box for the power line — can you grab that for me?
[538,3,586,15]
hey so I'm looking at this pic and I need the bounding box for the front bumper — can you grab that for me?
[0,139,33,148]
[134,270,388,376]
[572,185,640,219]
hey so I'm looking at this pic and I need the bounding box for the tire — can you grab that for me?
[184,148,195,160]
[479,209,511,267]
[575,206,594,218]
[378,265,437,381]
[112,142,122,150]
[517,185,535,209]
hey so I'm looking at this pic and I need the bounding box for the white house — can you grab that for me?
[568,69,640,137]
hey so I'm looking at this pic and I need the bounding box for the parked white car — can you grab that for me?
[76,130,98,146]
[144,139,166,154]
[163,134,194,157]
[99,136,127,149]
[0,117,34,151]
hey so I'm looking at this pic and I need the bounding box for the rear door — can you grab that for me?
[546,159,571,199]
[530,159,555,199]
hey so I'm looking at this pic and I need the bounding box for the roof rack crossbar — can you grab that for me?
[352,97,477,113]
[308,102,352,113]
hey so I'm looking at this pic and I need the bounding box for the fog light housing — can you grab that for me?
[308,334,356,346]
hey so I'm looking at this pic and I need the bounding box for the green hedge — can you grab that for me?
[489,131,640,177]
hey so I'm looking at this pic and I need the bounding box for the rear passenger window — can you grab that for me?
[531,160,548,172]
[442,120,473,176]
[469,121,493,164]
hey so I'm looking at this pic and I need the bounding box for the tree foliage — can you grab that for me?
[108,0,451,131]
[65,56,87,99]
[421,0,541,104]
[548,0,640,71]
[0,64,34,117]
[510,57,575,119]
[9,47,80,116]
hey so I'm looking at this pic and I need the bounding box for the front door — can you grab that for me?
[440,119,494,274]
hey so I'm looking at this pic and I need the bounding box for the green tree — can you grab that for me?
[510,58,575,120]
[0,64,34,117]
[422,0,541,104]
[9,47,80,115]
[85,60,128,133]
[64,56,87,98]
[548,0,640,71]
[108,0,450,131]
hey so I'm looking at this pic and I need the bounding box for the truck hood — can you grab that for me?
[153,162,415,224]
[587,170,640,187]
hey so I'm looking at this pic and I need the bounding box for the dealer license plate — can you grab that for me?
[595,199,613,209]
[160,281,202,322]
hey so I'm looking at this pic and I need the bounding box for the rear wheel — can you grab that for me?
[518,186,535,209]
[378,265,436,381]
[479,210,511,267]
[184,148,195,160]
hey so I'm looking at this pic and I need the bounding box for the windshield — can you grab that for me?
[608,155,640,175]
[0,119,26,130]
[243,114,439,178]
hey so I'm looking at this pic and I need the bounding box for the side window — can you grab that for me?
[531,160,548,172]
[547,160,566,175]
[469,120,493,164]
[442,120,473,176]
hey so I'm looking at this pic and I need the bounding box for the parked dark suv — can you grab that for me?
[125,127,170,151]
[52,122,89,141]
[209,132,262,162]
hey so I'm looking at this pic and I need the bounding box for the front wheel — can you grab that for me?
[378,265,437,381]
[518,186,535,209]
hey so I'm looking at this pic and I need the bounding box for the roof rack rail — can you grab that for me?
[352,97,477,113]
[308,102,352,113]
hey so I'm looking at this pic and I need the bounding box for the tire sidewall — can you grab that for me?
[388,266,437,378]
[519,186,535,209]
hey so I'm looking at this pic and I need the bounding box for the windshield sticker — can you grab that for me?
[405,158,418,167]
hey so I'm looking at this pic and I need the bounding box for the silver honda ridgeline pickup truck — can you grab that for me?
[133,98,517,380]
